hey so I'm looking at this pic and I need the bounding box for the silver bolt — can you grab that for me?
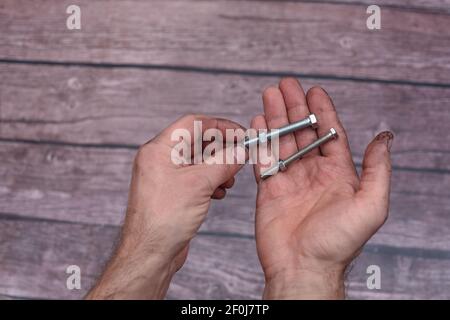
[244,114,318,148]
[260,128,338,180]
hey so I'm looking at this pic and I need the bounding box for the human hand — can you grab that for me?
[87,115,245,299]
[251,78,393,299]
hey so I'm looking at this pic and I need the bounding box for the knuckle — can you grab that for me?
[180,114,198,123]
[135,143,155,166]
[179,114,209,128]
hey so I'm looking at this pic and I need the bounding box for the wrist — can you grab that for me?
[263,266,346,300]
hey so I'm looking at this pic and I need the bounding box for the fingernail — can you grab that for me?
[375,131,394,152]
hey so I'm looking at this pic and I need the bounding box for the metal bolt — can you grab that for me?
[244,114,318,148]
[260,128,338,180]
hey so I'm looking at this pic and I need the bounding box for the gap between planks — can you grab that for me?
[1,138,449,176]
[1,59,450,89]
[199,0,450,15]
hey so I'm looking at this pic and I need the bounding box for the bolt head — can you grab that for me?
[330,128,338,139]
[309,114,318,129]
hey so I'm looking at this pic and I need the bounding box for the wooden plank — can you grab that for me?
[0,218,118,300]
[222,1,450,14]
[2,64,450,170]
[0,218,264,299]
[1,218,450,299]
[1,1,450,83]
[347,247,450,299]
[321,1,450,13]
[1,141,450,251]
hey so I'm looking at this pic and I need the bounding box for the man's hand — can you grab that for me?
[86,115,245,299]
[252,78,393,299]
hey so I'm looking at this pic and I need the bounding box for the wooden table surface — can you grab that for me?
[1,0,450,299]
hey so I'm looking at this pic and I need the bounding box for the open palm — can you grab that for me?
[251,78,393,299]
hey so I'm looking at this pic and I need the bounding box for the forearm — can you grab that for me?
[86,242,176,300]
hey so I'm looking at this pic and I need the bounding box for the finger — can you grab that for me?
[357,131,394,227]
[279,78,319,154]
[306,87,352,160]
[212,187,227,200]
[195,144,246,191]
[220,177,235,189]
[250,114,268,184]
[263,86,298,159]
[156,114,246,148]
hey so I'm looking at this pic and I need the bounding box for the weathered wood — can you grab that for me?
[221,0,450,14]
[1,141,450,251]
[2,64,450,171]
[1,218,450,299]
[1,0,450,301]
[0,218,119,299]
[0,218,264,299]
[1,1,450,83]
[346,247,450,299]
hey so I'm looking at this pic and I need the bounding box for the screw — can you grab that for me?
[260,128,338,180]
[244,114,318,148]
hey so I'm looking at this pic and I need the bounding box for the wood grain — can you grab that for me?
[0,218,119,299]
[2,64,450,171]
[1,1,450,83]
[1,0,449,300]
[1,140,450,251]
[1,64,450,251]
[346,247,450,299]
[221,0,450,13]
[1,218,450,299]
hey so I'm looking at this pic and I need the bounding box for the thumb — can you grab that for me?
[357,131,394,214]
[197,144,246,190]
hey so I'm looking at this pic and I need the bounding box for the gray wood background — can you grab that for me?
[0,0,450,299]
